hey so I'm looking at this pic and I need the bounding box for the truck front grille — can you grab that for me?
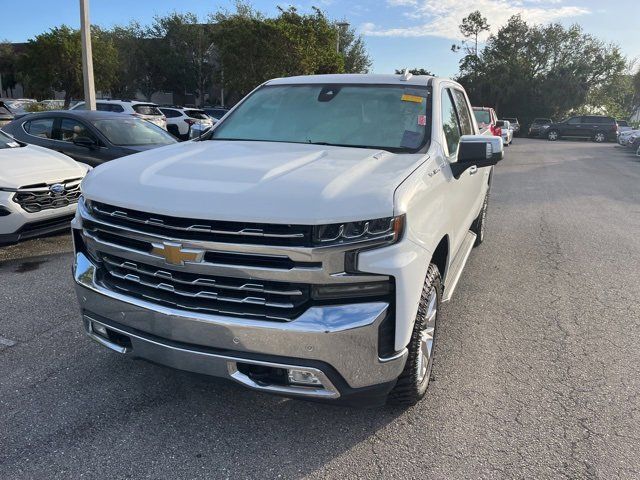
[13,179,82,213]
[89,201,313,246]
[98,254,311,321]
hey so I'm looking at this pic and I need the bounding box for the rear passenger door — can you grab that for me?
[564,116,583,137]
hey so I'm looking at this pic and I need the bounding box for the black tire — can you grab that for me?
[547,129,559,141]
[593,131,606,143]
[387,264,441,407]
[470,192,489,246]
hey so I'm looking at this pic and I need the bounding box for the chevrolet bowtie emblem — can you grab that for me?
[151,241,205,265]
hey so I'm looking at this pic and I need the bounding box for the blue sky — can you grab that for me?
[2,0,639,77]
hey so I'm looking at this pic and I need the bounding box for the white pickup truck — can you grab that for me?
[72,73,503,406]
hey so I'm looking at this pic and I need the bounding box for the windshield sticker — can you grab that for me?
[401,94,424,103]
[400,130,422,149]
[417,115,427,126]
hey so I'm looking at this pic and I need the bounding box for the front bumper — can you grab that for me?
[73,251,408,401]
[0,191,77,244]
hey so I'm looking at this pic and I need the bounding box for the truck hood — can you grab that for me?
[82,140,427,224]
[0,144,88,189]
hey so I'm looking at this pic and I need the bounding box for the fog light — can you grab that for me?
[287,369,322,386]
[92,322,108,338]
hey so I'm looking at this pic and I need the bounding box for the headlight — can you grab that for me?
[313,215,405,246]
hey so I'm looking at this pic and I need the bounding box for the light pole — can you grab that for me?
[79,0,96,110]
[336,22,350,53]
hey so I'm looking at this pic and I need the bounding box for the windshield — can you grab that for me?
[185,110,209,120]
[91,118,176,146]
[533,118,551,124]
[212,84,431,152]
[473,110,491,124]
[0,131,20,149]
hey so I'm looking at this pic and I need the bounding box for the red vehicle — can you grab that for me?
[473,107,499,136]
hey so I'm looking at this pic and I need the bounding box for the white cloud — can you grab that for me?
[361,0,590,39]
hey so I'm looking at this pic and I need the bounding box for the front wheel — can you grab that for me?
[387,264,441,406]
[471,192,489,246]
[547,130,559,141]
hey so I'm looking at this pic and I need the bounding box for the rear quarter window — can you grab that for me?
[133,104,163,116]
[185,110,209,120]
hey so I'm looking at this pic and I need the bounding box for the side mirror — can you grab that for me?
[73,136,96,149]
[495,120,505,128]
[450,135,503,179]
[188,124,212,140]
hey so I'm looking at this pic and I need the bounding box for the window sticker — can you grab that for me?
[417,115,427,126]
[401,94,424,103]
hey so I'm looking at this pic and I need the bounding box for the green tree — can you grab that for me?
[456,15,626,126]
[209,5,350,98]
[146,13,215,106]
[451,10,490,57]
[20,26,118,106]
[337,24,372,73]
[0,42,20,97]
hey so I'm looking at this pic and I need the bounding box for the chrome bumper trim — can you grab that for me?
[84,315,340,399]
[74,252,407,389]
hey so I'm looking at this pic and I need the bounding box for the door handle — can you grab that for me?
[469,166,478,175]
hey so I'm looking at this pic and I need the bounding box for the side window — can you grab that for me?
[441,89,462,157]
[451,89,474,135]
[24,118,54,138]
[96,103,110,112]
[109,104,124,113]
[567,117,581,125]
[59,118,94,143]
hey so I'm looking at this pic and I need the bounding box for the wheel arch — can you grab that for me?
[431,235,449,284]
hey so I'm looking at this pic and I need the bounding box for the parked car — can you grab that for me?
[545,115,617,142]
[202,106,230,121]
[473,106,499,136]
[0,101,14,127]
[1,98,37,115]
[618,129,639,146]
[496,120,513,146]
[71,100,167,130]
[159,107,214,140]
[503,117,520,136]
[72,73,504,407]
[528,118,553,137]
[628,131,640,151]
[0,130,90,244]
[40,99,65,110]
[616,120,632,135]
[2,110,177,167]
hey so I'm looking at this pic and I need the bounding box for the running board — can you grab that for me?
[442,231,476,302]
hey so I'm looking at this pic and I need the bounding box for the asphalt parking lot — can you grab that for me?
[1,138,639,479]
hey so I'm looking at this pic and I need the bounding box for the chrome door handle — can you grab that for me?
[469,166,478,175]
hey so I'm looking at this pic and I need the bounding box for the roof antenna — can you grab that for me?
[400,69,413,81]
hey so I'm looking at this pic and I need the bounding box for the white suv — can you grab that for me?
[159,107,214,140]
[71,100,167,130]
[0,130,89,244]
[72,73,503,407]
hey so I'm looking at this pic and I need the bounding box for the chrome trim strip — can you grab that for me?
[84,315,339,398]
[93,203,307,239]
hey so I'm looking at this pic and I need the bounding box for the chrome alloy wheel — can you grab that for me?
[417,287,437,383]
[548,130,558,141]
[594,132,606,143]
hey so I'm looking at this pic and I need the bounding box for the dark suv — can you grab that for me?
[528,118,553,137]
[545,115,617,143]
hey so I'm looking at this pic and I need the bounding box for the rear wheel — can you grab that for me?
[387,264,441,407]
[547,130,559,141]
[593,131,606,143]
